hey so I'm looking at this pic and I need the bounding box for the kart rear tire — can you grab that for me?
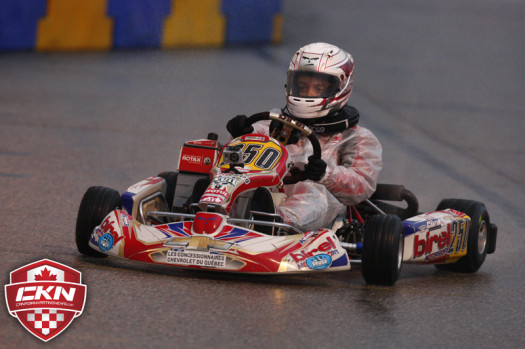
[435,199,490,272]
[361,214,404,286]
[75,186,122,257]
[157,171,178,210]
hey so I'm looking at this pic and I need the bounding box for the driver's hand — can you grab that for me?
[304,155,327,181]
[227,115,254,138]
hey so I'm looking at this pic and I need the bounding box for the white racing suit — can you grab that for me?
[252,119,382,231]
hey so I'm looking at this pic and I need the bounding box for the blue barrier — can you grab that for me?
[108,0,172,48]
[222,0,282,44]
[0,0,47,50]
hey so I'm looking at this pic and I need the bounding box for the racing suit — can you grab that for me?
[252,110,382,231]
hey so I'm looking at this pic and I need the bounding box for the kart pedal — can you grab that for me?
[335,220,363,244]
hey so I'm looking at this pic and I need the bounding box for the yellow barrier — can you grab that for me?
[273,13,283,44]
[37,0,112,51]
[163,0,226,48]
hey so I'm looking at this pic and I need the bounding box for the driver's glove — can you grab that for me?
[304,155,327,181]
[227,115,254,138]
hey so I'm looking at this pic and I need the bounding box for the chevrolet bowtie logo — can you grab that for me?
[164,236,232,252]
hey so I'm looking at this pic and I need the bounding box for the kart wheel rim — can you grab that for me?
[397,235,404,270]
[478,220,488,253]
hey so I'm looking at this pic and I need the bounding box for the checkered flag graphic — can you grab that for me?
[26,309,65,335]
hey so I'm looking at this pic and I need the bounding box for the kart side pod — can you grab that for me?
[402,209,471,264]
[121,176,169,224]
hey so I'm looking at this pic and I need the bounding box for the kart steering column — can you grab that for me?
[245,111,322,185]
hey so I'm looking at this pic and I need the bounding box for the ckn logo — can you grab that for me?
[4,259,87,342]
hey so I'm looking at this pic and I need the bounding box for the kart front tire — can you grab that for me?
[361,214,404,286]
[435,199,490,273]
[75,186,121,257]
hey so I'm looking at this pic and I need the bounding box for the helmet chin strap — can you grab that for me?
[283,105,360,134]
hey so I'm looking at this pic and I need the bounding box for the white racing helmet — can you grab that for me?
[285,42,354,120]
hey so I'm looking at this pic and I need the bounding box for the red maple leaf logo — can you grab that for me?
[34,267,57,281]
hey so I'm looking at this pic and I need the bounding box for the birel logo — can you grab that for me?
[413,230,451,258]
[4,259,87,342]
[290,236,337,263]
[182,154,202,164]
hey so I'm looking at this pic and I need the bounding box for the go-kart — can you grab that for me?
[75,111,497,285]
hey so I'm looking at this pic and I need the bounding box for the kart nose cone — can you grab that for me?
[192,212,224,235]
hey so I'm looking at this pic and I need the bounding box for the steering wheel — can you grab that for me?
[245,111,321,185]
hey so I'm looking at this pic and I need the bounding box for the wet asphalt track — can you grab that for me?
[1,1,524,348]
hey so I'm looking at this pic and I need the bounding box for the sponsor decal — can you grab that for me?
[211,174,250,189]
[290,236,337,263]
[212,175,237,188]
[200,195,226,204]
[178,145,217,174]
[186,139,217,147]
[164,236,232,268]
[182,154,202,165]
[425,248,448,262]
[201,189,228,204]
[427,219,441,230]
[95,215,124,252]
[203,188,229,197]
[122,214,130,227]
[200,188,230,205]
[310,126,326,134]
[413,229,451,258]
[98,233,114,251]
[414,219,443,234]
[166,250,227,268]
[243,135,268,142]
[4,259,87,342]
[299,230,322,244]
[305,254,332,270]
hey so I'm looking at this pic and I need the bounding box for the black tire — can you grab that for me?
[157,171,178,210]
[75,186,121,257]
[361,214,404,285]
[435,199,490,272]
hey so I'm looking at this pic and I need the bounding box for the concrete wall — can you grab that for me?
[0,0,283,51]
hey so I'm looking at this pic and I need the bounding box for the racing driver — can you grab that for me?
[227,42,382,231]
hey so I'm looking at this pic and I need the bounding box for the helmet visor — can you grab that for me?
[286,71,340,98]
